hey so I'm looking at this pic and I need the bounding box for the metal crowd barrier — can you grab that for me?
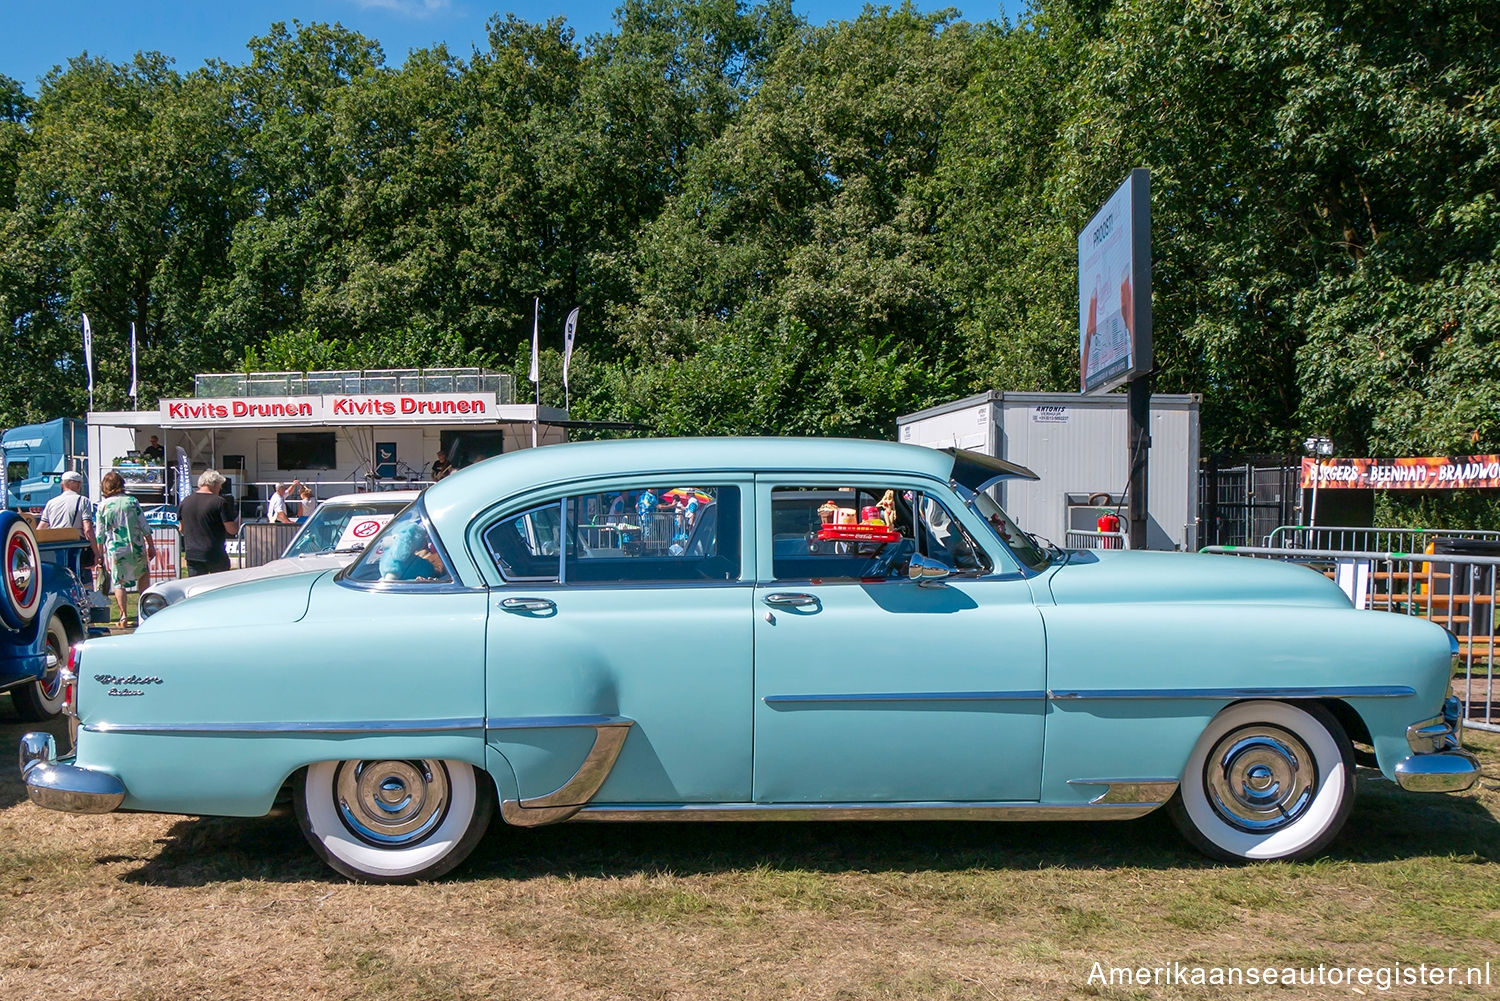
[1264,524,1500,553]
[1065,529,1130,550]
[1203,544,1499,731]
[241,522,303,568]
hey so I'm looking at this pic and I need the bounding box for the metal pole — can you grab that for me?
[1127,375,1151,550]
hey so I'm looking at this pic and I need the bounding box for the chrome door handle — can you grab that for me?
[764,592,819,608]
[501,597,556,613]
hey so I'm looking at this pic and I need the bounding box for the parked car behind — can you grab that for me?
[137,491,420,621]
[20,439,1478,882]
[1,511,91,720]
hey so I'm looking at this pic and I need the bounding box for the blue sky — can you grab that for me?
[2,1,1019,95]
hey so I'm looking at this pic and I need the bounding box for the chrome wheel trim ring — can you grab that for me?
[39,627,65,699]
[1203,725,1317,833]
[334,759,451,847]
[7,534,36,609]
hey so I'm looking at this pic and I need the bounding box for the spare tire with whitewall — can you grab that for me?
[1169,700,1356,862]
[0,512,42,631]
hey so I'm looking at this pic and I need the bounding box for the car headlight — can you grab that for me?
[138,592,169,620]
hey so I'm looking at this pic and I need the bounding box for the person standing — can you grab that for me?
[38,470,101,584]
[298,485,317,523]
[178,469,240,577]
[142,435,165,463]
[96,469,155,628]
[266,479,302,523]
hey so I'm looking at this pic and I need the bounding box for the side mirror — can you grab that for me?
[907,554,954,585]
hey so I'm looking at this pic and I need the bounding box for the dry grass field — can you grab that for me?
[1,703,1497,1001]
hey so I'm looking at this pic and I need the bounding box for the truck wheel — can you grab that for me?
[12,616,70,721]
[0,512,42,631]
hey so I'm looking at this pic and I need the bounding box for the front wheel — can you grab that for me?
[1169,700,1355,862]
[12,616,70,721]
[295,759,493,882]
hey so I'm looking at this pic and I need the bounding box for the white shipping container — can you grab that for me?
[897,391,1201,551]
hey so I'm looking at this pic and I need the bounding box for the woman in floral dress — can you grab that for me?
[95,469,156,628]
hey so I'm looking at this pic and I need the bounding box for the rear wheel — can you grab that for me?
[295,759,493,882]
[1169,700,1355,862]
[12,616,69,721]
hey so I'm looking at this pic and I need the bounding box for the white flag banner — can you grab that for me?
[81,313,94,396]
[129,321,138,401]
[562,307,579,391]
[528,298,540,386]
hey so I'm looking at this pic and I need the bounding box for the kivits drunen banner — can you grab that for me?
[1301,455,1500,490]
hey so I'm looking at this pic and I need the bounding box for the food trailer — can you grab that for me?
[85,369,566,518]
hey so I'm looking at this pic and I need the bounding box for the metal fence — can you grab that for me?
[194,368,514,404]
[1203,543,1498,731]
[1265,525,1500,554]
[241,522,302,569]
[1064,529,1130,550]
[1198,459,1299,548]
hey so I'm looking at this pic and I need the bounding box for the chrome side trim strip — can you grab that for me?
[1048,686,1416,701]
[84,717,485,735]
[571,801,1167,823]
[486,714,631,730]
[1066,778,1180,805]
[497,717,636,827]
[764,691,1046,705]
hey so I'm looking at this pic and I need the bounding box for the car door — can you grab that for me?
[482,480,756,806]
[752,475,1047,803]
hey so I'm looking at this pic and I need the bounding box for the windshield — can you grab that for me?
[951,481,1051,572]
[283,500,414,557]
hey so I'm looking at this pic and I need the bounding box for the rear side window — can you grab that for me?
[770,485,990,582]
[484,486,741,584]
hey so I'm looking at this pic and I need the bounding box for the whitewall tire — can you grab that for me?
[295,759,493,883]
[1169,700,1355,862]
[0,512,42,631]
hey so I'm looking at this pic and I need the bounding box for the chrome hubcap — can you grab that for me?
[335,760,450,847]
[1204,725,1317,832]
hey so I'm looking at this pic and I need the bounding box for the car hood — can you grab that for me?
[146,553,355,605]
[1043,549,1352,608]
[137,568,331,631]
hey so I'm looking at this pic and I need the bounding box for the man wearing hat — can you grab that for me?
[38,470,101,572]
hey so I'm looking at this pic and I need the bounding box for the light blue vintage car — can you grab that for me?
[19,439,1478,881]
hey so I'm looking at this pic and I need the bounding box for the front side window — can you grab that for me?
[770,485,991,582]
[343,505,452,584]
[484,486,740,584]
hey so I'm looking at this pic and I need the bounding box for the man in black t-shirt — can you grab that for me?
[178,469,241,576]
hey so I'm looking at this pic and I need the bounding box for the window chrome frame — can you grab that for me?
[481,481,748,588]
[335,496,476,594]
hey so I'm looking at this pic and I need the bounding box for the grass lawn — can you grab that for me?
[1,706,1496,1000]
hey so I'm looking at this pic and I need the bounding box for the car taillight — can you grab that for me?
[63,644,81,750]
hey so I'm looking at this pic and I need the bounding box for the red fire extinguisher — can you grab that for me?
[1096,510,1121,548]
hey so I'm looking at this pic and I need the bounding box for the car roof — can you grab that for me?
[423,437,958,542]
[318,490,422,507]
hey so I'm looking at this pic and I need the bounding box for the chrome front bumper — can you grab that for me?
[18,732,126,814]
[1394,696,1481,793]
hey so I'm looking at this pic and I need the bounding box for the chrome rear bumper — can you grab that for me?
[1394,696,1480,793]
[18,732,125,814]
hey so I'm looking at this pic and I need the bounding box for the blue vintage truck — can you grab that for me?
[2,418,87,512]
[1,510,93,721]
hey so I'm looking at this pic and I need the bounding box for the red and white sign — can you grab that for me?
[336,515,395,550]
[1301,455,1500,491]
[160,393,499,427]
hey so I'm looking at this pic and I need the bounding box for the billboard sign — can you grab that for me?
[1079,169,1152,395]
[1301,455,1500,491]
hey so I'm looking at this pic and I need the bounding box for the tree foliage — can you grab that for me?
[0,0,1496,459]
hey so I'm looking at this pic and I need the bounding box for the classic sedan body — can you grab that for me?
[20,439,1478,881]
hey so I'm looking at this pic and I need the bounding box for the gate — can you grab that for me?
[1198,456,1299,547]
